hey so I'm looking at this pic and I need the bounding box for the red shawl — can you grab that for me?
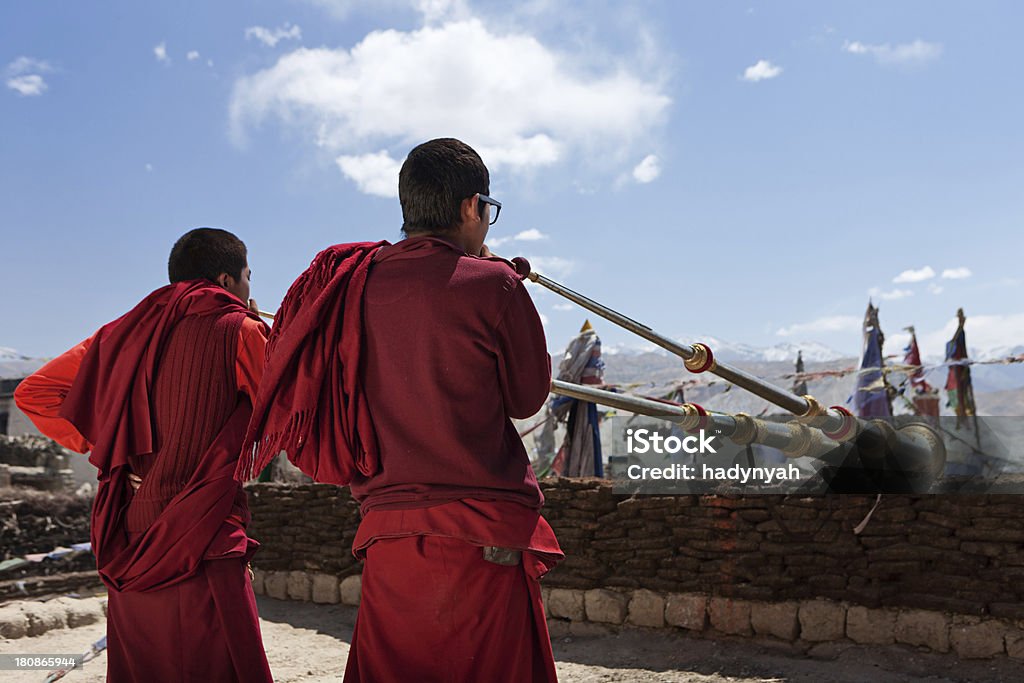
[60,280,262,591]
[237,241,388,484]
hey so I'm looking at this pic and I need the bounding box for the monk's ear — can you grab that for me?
[458,195,479,227]
[215,273,234,290]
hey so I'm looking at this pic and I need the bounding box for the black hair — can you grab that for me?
[398,138,489,236]
[167,227,247,283]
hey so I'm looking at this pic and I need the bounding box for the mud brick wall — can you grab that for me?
[246,483,363,576]
[0,488,92,557]
[244,479,1024,619]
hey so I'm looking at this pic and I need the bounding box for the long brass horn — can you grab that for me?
[552,380,832,458]
[551,379,945,476]
[530,270,846,431]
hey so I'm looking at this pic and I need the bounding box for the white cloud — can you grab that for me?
[552,302,574,311]
[487,229,550,249]
[145,163,154,172]
[154,42,171,64]
[245,23,303,48]
[631,154,661,183]
[776,315,861,337]
[6,74,47,96]
[415,0,470,23]
[927,282,944,295]
[514,228,547,241]
[229,20,670,195]
[892,266,935,283]
[5,57,53,96]
[187,51,200,61]
[920,313,1024,358]
[942,267,972,280]
[539,312,550,327]
[868,287,914,301]
[525,255,575,279]
[7,57,52,75]
[742,59,782,82]
[843,39,942,67]
[335,151,403,197]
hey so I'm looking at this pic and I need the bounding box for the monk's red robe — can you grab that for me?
[15,281,273,683]
[16,321,266,455]
[343,237,562,682]
[243,236,563,682]
[349,500,563,682]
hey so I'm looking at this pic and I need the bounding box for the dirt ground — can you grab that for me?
[1,597,1022,682]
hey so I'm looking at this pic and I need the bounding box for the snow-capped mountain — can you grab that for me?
[0,347,29,361]
[597,336,848,363]
[0,347,46,379]
[578,332,1024,417]
[975,344,1024,363]
[696,337,847,363]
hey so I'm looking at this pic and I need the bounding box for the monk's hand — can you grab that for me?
[248,298,259,315]
[479,244,493,258]
[127,473,143,492]
[247,563,255,582]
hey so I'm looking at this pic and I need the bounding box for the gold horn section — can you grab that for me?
[782,423,816,458]
[798,394,826,422]
[684,342,716,373]
[678,403,706,432]
[729,413,757,445]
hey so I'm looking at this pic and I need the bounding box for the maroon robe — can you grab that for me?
[243,236,562,682]
[58,281,273,682]
[349,236,551,513]
[344,237,561,682]
[347,499,562,682]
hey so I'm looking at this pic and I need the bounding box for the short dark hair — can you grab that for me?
[168,228,247,283]
[398,138,489,236]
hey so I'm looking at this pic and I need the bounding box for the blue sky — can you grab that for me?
[3,0,1022,361]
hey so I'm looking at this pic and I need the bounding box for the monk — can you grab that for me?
[15,228,274,682]
[241,138,563,681]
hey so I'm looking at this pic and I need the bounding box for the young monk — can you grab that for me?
[240,138,563,682]
[15,228,274,682]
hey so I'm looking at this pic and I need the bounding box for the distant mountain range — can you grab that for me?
[975,344,1024,362]
[0,347,46,380]
[602,337,846,363]
[591,334,1024,417]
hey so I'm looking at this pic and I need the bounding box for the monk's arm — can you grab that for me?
[236,317,269,399]
[495,281,552,419]
[13,336,95,454]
